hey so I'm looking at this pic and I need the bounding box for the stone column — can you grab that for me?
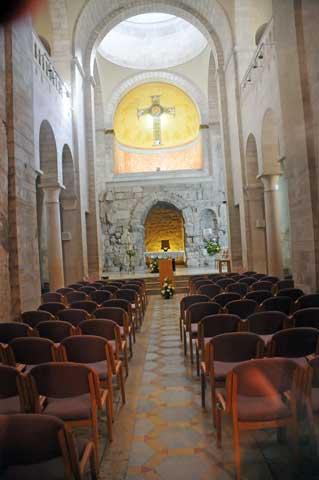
[245,184,268,273]
[261,174,283,277]
[41,184,65,290]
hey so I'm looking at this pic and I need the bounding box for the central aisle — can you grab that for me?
[99,295,297,480]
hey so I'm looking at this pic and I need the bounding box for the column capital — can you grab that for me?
[258,174,281,192]
[39,182,65,203]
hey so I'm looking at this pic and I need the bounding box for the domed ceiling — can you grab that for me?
[98,13,208,70]
[113,82,200,150]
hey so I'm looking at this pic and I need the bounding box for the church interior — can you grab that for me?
[1,0,319,479]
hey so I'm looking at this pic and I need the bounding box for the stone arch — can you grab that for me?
[261,109,281,175]
[72,0,234,75]
[104,71,208,129]
[61,144,75,198]
[39,120,58,181]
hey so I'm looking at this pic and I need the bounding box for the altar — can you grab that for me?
[144,251,186,262]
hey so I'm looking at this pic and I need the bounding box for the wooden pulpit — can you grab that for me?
[158,258,174,287]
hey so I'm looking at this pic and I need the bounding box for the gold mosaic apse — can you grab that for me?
[113,82,200,150]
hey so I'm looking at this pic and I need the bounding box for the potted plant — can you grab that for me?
[150,257,159,273]
[205,239,221,256]
[127,248,136,272]
[161,277,175,299]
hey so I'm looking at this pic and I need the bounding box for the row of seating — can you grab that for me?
[182,272,319,479]
[0,276,148,478]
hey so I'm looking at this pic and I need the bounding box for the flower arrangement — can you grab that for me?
[161,277,175,299]
[150,257,159,273]
[205,239,221,256]
[126,249,136,257]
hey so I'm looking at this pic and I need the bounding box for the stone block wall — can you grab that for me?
[144,205,185,254]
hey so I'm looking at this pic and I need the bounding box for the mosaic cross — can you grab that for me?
[137,95,175,146]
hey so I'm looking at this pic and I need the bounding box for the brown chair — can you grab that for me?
[0,322,33,344]
[185,302,221,363]
[27,362,112,463]
[251,281,274,292]
[225,299,258,319]
[203,332,263,423]
[216,358,301,479]
[7,337,58,372]
[252,273,267,280]
[57,308,90,328]
[243,271,256,276]
[125,283,146,314]
[102,299,135,343]
[60,335,125,414]
[65,291,87,304]
[80,318,128,377]
[213,292,241,308]
[292,308,319,329]
[100,285,118,294]
[295,294,319,310]
[225,283,248,297]
[196,314,241,380]
[70,301,98,316]
[268,327,319,365]
[90,290,113,305]
[56,287,74,296]
[216,278,235,289]
[67,283,85,290]
[277,279,295,292]
[21,310,55,328]
[0,365,25,414]
[0,413,98,479]
[246,311,288,345]
[94,306,134,357]
[193,279,213,291]
[79,286,97,295]
[179,295,210,342]
[279,288,304,303]
[198,284,221,299]
[260,275,279,284]
[108,281,124,288]
[38,302,66,317]
[116,289,142,328]
[245,290,272,305]
[36,321,76,343]
[42,292,64,304]
[238,277,256,286]
[260,296,293,315]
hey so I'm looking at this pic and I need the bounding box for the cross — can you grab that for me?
[137,95,175,146]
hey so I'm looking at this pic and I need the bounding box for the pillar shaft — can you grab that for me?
[41,185,64,290]
[261,175,283,277]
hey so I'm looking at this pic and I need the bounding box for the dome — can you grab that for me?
[98,13,208,70]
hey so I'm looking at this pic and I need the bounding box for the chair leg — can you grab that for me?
[195,344,200,376]
[91,417,100,464]
[128,333,133,358]
[123,346,129,377]
[216,406,222,448]
[132,323,136,343]
[210,384,217,427]
[183,328,187,356]
[201,371,206,408]
[233,422,241,480]
[179,318,183,341]
[105,394,113,442]
[189,334,194,364]
[89,445,99,480]
[118,365,126,404]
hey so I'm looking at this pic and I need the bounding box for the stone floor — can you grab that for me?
[93,295,319,479]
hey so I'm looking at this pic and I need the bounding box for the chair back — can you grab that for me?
[56,287,74,296]
[292,308,319,328]
[0,323,32,344]
[180,295,210,319]
[94,307,126,326]
[36,321,74,343]
[79,286,97,294]
[251,281,273,292]
[100,285,118,294]
[247,311,287,334]
[252,273,267,280]
[200,314,241,338]
[61,335,109,364]
[0,364,20,398]
[269,327,319,357]
[65,291,87,304]
[198,284,221,299]
[108,281,124,288]
[245,290,272,304]
[261,296,292,315]
[67,283,84,290]
[260,276,279,284]
[57,308,90,327]
[21,310,54,328]
[125,284,142,294]
[225,299,258,319]
[70,300,98,315]
[38,302,66,316]
[80,319,118,341]
[210,332,263,362]
[90,290,113,304]
[193,279,213,290]
[243,271,256,276]
[213,293,241,307]
[295,294,319,310]
[116,289,138,303]
[225,283,248,296]
[9,337,57,365]
[238,277,256,286]
[42,292,64,304]
[102,298,131,314]
[216,278,234,289]
[186,302,220,325]
[278,288,304,302]
[277,279,294,291]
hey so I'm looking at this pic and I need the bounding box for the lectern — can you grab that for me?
[158,258,174,287]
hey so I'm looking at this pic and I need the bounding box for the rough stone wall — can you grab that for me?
[100,181,228,272]
[0,27,11,321]
[144,206,185,253]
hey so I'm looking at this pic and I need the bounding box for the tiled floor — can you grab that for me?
[97,295,319,479]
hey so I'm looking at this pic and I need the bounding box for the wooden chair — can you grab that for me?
[6,337,59,372]
[21,310,54,328]
[65,291,87,304]
[0,365,26,414]
[225,283,248,297]
[94,306,134,358]
[295,294,319,310]
[238,277,256,286]
[0,322,33,344]
[79,286,97,295]
[216,358,302,479]
[198,284,221,299]
[90,289,113,305]
[185,302,221,363]
[268,327,319,365]
[246,311,288,346]
[36,321,76,343]
[179,295,210,342]
[245,290,272,305]
[57,308,90,329]
[56,287,74,296]
[251,281,274,292]
[292,308,319,329]
[116,289,142,328]
[27,362,111,463]
[260,296,293,315]
[213,292,241,308]
[38,302,66,317]
[70,301,98,316]
[216,278,235,289]
[80,318,129,377]
[260,275,279,284]
[0,413,98,479]
[42,292,64,304]
[125,284,145,316]
[225,299,258,319]
[99,285,119,294]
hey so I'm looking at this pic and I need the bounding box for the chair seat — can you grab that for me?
[1,457,66,480]
[43,393,91,421]
[214,361,244,381]
[87,360,108,381]
[0,395,21,414]
[237,394,290,422]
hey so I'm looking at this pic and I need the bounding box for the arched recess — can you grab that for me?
[200,208,218,240]
[37,120,64,291]
[260,110,289,276]
[144,202,186,265]
[245,134,267,273]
